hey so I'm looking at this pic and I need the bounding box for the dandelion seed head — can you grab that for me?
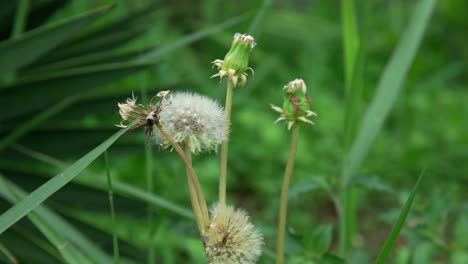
[204,203,263,264]
[155,92,228,154]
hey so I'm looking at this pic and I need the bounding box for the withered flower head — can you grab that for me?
[116,90,170,137]
[204,203,263,264]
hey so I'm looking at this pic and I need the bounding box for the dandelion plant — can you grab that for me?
[272,79,316,264]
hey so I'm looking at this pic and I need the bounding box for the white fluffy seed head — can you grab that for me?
[154,92,228,154]
[204,203,263,264]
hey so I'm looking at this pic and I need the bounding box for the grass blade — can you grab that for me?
[0,127,130,234]
[0,96,79,152]
[0,178,99,263]
[374,172,424,264]
[340,0,373,254]
[0,242,17,264]
[0,4,113,77]
[341,0,359,91]
[12,144,194,220]
[0,61,158,121]
[342,0,436,185]
[11,0,30,39]
[137,13,249,60]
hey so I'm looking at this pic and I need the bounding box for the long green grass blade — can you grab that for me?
[0,61,158,121]
[11,0,30,39]
[0,127,130,234]
[0,96,79,152]
[12,144,194,220]
[0,4,113,77]
[138,13,249,60]
[0,242,17,264]
[342,0,436,185]
[340,0,373,254]
[374,172,424,264]
[247,0,272,36]
[342,0,359,92]
[3,176,114,263]
[0,176,107,264]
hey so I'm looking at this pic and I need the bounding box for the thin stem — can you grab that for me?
[105,151,120,264]
[184,146,204,232]
[156,123,209,229]
[141,77,155,264]
[276,125,300,264]
[12,0,29,39]
[219,80,234,205]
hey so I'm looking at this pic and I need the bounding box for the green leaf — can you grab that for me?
[137,13,250,60]
[304,224,333,256]
[0,176,111,263]
[0,242,17,264]
[342,0,436,185]
[12,144,194,220]
[374,172,424,264]
[0,61,158,121]
[288,177,329,199]
[341,0,359,91]
[0,4,113,77]
[0,126,129,234]
[322,252,347,264]
[348,175,394,193]
[0,96,79,151]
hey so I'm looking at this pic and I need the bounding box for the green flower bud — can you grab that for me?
[271,79,317,130]
[211,33,256,87]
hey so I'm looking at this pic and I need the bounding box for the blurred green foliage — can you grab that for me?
[0,0,467,263]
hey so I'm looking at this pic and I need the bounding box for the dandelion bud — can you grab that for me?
[154,92,228,154]
[211,33,256,87]
[271,79,317,130]
[204,203,263,264]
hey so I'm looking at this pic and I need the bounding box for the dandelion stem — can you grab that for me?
[156,123,209,229]
[219,80,234,205]
[184,146,204,232]
[276,125,300,264]
[104,151,120,264]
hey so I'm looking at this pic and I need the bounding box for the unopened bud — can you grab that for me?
[211,33,256,87]
[271,79,317,130]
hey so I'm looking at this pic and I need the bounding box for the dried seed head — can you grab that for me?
[116,91,170,138]
[204,203,263,264]
[271,79,317,130]
[154,92,228,154]
[211,33,256,87]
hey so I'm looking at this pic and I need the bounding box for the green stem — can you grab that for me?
[219,80,234,205]
[104,151,120,264]
[12,0,30,39]
[156,124,209,229]
[276,125,300,264]
[141,79,155,264]
[184,146,204,232]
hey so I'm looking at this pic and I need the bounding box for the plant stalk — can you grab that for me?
[276,125,300,264]
[156,123,209,228]
[219,80,234,205]
[104,151,120,264]
[184,146,204,232]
